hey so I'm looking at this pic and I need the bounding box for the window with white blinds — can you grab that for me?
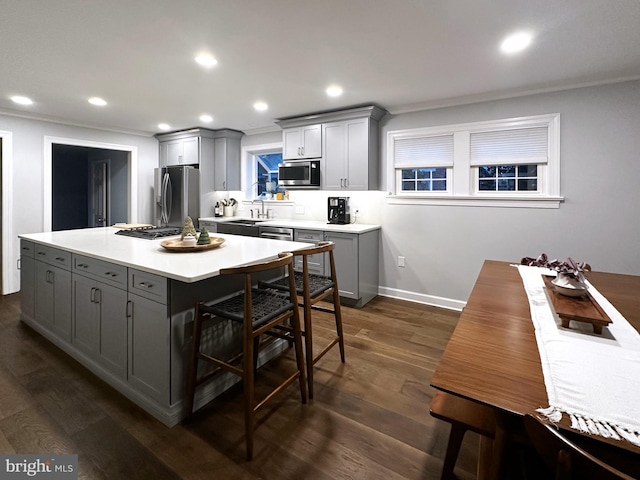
[394,134,454,168]
[470,126,548,166]
[387,113,561,208]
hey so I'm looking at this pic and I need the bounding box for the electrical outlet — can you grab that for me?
[354,209,360,219]
[295,205,305,215]
[398,256,405,267]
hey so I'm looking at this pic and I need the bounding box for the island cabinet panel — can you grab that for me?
[35,259,72,340]
[72,273,128,378]
[127,293,170,405]
[73,254,127,289]
[20,240,36,320]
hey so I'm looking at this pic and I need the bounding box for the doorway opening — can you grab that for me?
[52,144,129,230]
[44,136,138,232]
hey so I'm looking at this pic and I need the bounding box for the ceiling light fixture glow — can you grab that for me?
[88,97,107,106]
[158,123,171,131]
[326,85,343,97]
[253,101,268,112]
[500,31,533,54]
[199,114,213,123]
[11,95,33,105]
[195,54,218,68]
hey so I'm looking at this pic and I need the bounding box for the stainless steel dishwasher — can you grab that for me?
[259,226,294,241]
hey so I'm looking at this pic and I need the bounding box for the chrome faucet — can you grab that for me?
[252,199,266,218]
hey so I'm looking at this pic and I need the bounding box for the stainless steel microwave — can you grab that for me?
[278,159,320,188]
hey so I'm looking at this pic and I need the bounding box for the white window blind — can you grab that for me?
[470,126,548,166]
[394,134,454,168]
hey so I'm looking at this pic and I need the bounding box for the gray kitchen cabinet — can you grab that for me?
[156,128,216,168]
[20,240,36,320]
[294,229,325,275]
[277,105,385,189]
[323,229,379,307]
[198,219,218,232]
[282,124,322,160]
[71,274,128,378]
[213,129,243,191]
[322,116,378,191]
[160,136,199,166]
[127,292,170,405]
[34,244,72,339]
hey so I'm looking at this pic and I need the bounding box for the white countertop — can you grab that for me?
[199,217,381,234]
[19,227,312,283]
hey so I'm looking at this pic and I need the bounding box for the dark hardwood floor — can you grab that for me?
[0,293,482,480]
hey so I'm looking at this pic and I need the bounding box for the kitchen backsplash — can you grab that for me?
[210,190,384,224]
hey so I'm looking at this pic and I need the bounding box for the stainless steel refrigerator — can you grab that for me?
[154,165,200,227]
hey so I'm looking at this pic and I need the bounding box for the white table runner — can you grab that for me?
[517,265,640,446]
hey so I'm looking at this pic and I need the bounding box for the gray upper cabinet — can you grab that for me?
[282,124,322,160]
[160,136,200,166]
[323,117,373,190]
[277,105,386,190]
[156,128,216,168]
[213,129,243,191]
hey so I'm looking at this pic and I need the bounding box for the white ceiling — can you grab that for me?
[1,0,639,136]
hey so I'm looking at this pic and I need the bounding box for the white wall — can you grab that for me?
[0,114,158,293]
[377,80,640,305]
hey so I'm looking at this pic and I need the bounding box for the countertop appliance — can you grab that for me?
[328,196,350,225]
[278,159,320,188]
[115,226,182,239]
[155,165,200,227]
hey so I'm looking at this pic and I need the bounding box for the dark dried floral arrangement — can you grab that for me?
[521,253,591,283]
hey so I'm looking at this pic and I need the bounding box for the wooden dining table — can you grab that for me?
[430,259,640,477]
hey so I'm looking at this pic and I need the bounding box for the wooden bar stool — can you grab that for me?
[429,390,496,480]
[185,252,307,461]
[260,241,345,399]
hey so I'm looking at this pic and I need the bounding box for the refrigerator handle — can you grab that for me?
[161,172,170,224]
[164,173,173,224]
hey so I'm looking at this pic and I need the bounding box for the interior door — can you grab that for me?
[90,161,109,227]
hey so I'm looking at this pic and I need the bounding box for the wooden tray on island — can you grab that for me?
[160,237,225,252]
[542,275,612,334]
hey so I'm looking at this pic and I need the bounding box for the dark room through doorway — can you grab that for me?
[52,144,129,231]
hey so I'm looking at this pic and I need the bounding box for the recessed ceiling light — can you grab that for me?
[158,123,171,131]
[326,85,343,97]
[195,54,218,68]
[199,114,213,123]
[500,31,533,54]
[253,101,268,112]
[88,97,107,106]
[11,95,33,105]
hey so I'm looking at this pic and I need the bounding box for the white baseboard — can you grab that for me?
[377,286,465,312]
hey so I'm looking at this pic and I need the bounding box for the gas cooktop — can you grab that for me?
[115,226,182,240]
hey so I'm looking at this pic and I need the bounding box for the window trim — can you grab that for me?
[387,113,563,208]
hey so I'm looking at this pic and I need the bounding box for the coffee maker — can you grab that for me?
[327,197,350,224]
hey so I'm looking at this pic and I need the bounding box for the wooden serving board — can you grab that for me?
[542,275,612,334]
[160,237,225,252]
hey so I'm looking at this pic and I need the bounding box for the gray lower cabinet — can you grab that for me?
[127,292,170,405]
[72,274,128,378]
[20,241,36,320]
[35,258,72,340]
[323,229,379,307]
[293,229,324,275]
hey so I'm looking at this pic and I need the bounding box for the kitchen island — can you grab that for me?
[18,227,311,427]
